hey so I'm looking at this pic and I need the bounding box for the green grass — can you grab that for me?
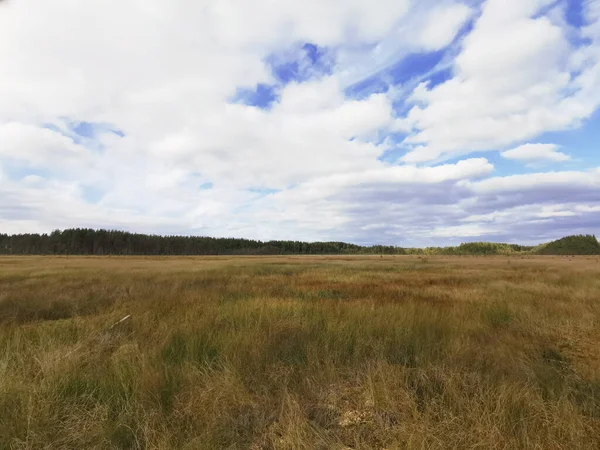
[0,255,599,449]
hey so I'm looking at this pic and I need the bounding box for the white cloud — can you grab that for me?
[501,143,570,162]
[587,0,600,26]
[418,3,473,51]
[0,123,95,174]
[0,0,413,124]
[428,224,499,238]
[401,0,600,163]
[239,164,600,245]
[467,169,600,194]
[145,78,394,190]
[335,1,474,89]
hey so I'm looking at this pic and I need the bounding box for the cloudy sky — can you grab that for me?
[1,0,599,246]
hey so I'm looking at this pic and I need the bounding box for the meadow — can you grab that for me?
[1,255,599,449]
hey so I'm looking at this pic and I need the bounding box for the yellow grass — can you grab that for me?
[1,255,599,449]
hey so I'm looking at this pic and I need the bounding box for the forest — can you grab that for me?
[1,228,598,256]
[0,229,389,255]
[534,234,600,255]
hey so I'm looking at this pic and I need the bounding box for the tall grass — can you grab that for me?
[0,255,599,449]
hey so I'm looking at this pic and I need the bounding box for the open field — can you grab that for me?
[1,255,599,449]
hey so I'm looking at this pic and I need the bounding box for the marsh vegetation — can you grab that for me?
[1,255,599,449]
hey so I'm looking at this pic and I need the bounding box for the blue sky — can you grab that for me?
[0,0,599,245]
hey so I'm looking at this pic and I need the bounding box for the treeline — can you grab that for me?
[413,242,534,256]
[0,229,401,256]
[534,235,600,255]
[0,229,596,256]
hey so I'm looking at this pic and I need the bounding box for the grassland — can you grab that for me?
[1,255,599,449]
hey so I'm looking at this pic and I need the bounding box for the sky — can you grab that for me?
[0,0,599,246]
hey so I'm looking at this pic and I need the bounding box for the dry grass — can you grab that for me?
[0,255,599,449]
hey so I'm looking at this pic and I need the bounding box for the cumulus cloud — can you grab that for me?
[501,143,570,162]
[0,123,93,170]
[401,0,600,163]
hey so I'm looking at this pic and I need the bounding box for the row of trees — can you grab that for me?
[0,229,402,256]
[1,229,594,256]
[415,242,534,256]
